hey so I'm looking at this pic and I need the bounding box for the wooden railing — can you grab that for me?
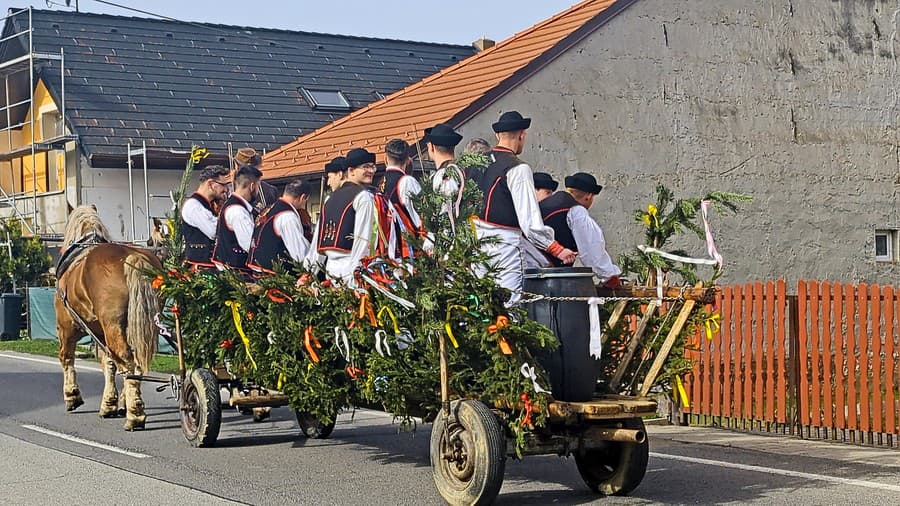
[686,280,900,447]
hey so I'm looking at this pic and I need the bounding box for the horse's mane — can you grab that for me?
[62,205,111,249]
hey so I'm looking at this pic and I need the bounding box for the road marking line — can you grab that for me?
[651,452,900,493]
[0,353,103,373]
[22,424,150,459]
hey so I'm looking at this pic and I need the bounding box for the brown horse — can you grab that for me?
[54,205,162,430]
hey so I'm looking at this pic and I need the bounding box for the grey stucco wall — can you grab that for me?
[458,0,900,286]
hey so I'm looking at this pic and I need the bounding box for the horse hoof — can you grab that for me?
[123,418,146,431]
[252,407,271,423]
[66,398,84,411]
[117,407,127,417]
[99,408,120,418]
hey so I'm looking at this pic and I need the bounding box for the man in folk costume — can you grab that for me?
[234,147,280,215]
[247,179,312,275]
[181,165,231,270]
[305,156,347,272]
[428,123,465,200]
[533,172,558,202]
[474,111,577,301]
[377,139,424,257]
[212,165,262,272]
[540,172,622,288]
[315,148,394,286]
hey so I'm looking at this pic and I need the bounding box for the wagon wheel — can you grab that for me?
[180,368,222,448]
[296,411,336,439]
[430,400,506,506]
[575,417,649,496]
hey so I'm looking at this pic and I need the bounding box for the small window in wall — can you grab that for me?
[299,87,351,110]
[875,230,896,262]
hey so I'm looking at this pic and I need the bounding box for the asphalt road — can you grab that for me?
[2,351,899,505]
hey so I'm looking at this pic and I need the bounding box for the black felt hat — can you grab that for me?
[324,156,346,174]
[492,110,531,133]
[424,123,463,148]
[564,172,603,194]
[533,172,558,191]
[345,148,376,168]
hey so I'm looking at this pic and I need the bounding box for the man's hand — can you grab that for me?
[557,247,577,265]
[603,275,622,289]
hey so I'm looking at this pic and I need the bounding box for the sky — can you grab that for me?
[19,0,580,45]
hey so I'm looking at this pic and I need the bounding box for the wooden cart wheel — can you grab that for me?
[296,411,336,439]
[575,417,649,496]
[430,400,506,506]
[180,368,222,448]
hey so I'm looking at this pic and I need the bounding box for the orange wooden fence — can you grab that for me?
[686,280,900,447]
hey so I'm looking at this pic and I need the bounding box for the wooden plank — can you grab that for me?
[846,283,858,431]
[718,286,730,418]
[597,285,718,302]
[798,280,810,427]
[834,282,845,430]
[639,286,702,397]
[886,286,897,436]
[810,280,821,427]
[609,301,658,392]
[229,393,288,408]
[547,396,658,420]
[755,281,765,420]
[871,284,882,434]
[776,280,787,424]
[859,283,870,433]
[764,281,776,421]
[601,300,629,345]
[743,282,753,419]
[698,302,713,415]
[732,284,743,418]
[821,282,833,429]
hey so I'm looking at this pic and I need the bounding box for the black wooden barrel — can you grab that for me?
[524,267,600,402]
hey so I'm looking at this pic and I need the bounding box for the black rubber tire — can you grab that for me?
[575,417,649,496]
[430,400,506,506]
[180,368,222,447]
[296,411,336,439]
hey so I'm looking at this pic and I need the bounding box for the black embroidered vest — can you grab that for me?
[478,148,522,228]
[318,183,365,252]
[248,199,294,273]
[540,191,579,267]
[182,193,215,267]
[212,195,251,270]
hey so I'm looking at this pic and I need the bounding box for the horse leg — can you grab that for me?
[103,325,147,431]
[97,348,121,418]
[57,324,84,412]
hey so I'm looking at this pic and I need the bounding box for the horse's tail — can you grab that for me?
[124,253,160,374]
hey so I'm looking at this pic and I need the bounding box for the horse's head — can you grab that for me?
[62,205,111,249]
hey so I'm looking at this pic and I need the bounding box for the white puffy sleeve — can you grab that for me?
[397,175,423,228]
[507,163,557,251]
[274,210,310,261]
[181,198,217,239]
[567,205,621,281]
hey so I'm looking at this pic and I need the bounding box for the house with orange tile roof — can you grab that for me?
[263,0,900,285]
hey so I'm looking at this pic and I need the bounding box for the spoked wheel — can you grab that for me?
[430,400,506,506]
[296,411,336,439]
[575,417,649,496]
[180,368,222,447]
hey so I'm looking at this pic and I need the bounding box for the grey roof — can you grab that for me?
[0,8,474,168]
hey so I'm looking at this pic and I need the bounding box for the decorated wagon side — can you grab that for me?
[147,148,746,505]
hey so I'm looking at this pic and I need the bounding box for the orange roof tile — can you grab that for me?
[263,0,628,179]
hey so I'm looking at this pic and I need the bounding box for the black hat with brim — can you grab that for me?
[492,110,532,133]
[533,172,558,191]
[345,148,376,168]
[424,123,463,148]
[324,156,346,174]
[565,172,603,194]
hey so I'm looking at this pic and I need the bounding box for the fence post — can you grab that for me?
[787,294,802,436]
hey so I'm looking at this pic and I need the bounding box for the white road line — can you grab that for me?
[651,452,900,493]
[22,424,151,459]
[0,352,103,373]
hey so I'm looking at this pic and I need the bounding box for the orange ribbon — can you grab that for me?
[357,294,378,326]
[304,325,322,363]
[489,315,513,355]
[520,392,533,428]
[266,287,293,303]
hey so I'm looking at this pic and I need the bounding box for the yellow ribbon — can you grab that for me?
[277,373,286,390]
[443,304,468,349]
[377,306,401,334]
[704,313,721,340]
[224,300,256,369]
[675,375,690,408]
[190,146,210,164]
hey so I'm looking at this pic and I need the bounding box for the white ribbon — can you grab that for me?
[153,313,171,338]
[700,200,724,269]
[334,327,350,362]
[359,273,416,309]
[586,297,604,359]
[395,328,414,350]
[374,329,392,357]
[266,331,277,345]
[520,362,551,394]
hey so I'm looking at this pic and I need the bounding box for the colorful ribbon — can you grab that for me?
[357,294,378,326]
[224,300,256,369]
[266,287,293,303]
[334,327,351,362]
[304,325,322,363]
[520,362,551,394]
[488,315,513,355]
[377,305,401,334]
[700,200,724,269]
[675,375,690,408]
[374,329,392,357]
[443,304,468,349]
[153,312,171,338]
[586,297,605,359]
[704,313,721,340]
[520,392,534,427]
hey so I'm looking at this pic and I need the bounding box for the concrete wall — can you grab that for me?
[458,0,900,285]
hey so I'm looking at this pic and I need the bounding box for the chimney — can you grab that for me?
[472,38,495,52]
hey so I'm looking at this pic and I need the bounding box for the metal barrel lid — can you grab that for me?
[523,267,594,279]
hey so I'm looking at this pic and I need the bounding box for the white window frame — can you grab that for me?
[299,87,351,111]
[874,229,896,262]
